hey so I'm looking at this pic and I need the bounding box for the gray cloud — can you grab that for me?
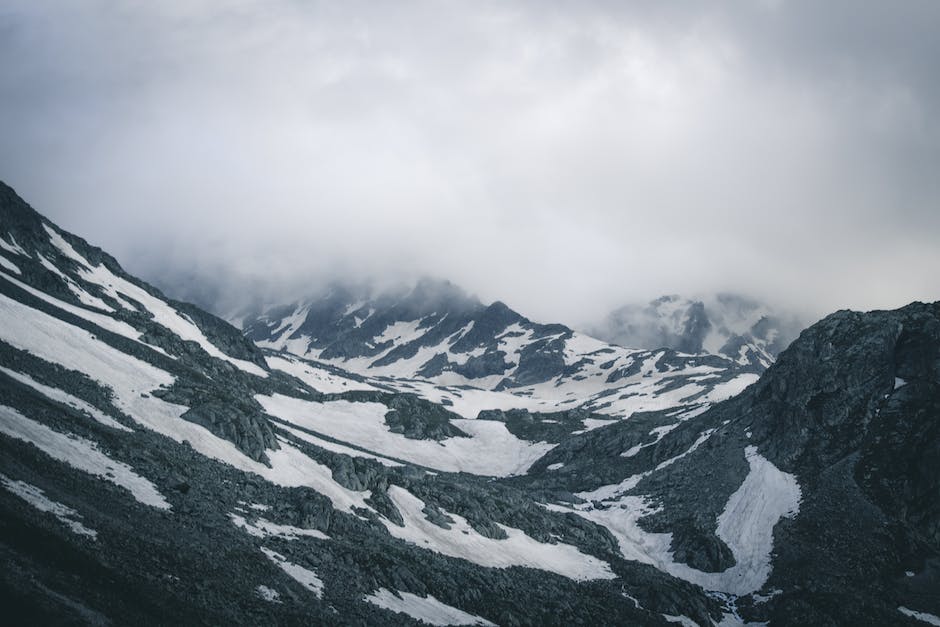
[1,1,938,324]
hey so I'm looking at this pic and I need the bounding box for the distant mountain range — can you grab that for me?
[1,180,938,626]
[234,279,758,420]
[585,293,805,372]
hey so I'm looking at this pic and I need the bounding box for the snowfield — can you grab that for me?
[549,445,800,595]
[0,270,169,356]
[712,446,802,595]
[383,485,615,582]
[265,353,377,393]
[256,393,555,476]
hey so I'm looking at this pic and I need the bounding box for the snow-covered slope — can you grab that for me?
[2,181,937,626]
[587,294,804,372]
[238,281,759,421]
[1,182,651,623]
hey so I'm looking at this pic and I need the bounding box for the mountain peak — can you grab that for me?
[587,292,804,372]
[403,276,481,317]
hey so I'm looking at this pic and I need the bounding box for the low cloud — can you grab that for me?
[1,1,938,324]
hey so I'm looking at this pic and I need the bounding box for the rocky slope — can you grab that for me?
[1,181,938,626]
[587,294,805,372]
[523,301,940,625]
[0,181,737,625]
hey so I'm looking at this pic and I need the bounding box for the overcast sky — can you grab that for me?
[1,1,938,324]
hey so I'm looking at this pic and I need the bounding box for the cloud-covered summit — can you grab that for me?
[1,1,938,322]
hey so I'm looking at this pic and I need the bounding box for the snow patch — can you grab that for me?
[37,253,115,312]
[621,444,643,458]
[365,588,495,626]
[712,446,801,595]
[383,485,615,581]
[0,405,170,509]
[555,445,800,596]
[270,304,309,337]
[0,234,29,256]
[261,547,324,598]
[1,474,97,538]
[676,404,711,420]
[700,375,759,404]
[899,607,940,626]
[374,319,425,345]
[0,365,132,432]
[255,585,281,603]
[0,254,21,275]
[0,271,168,356]
[230,513,329,540]
[0,292,370,514]
[265,354,376,393]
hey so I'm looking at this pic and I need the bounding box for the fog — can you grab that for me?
[1,1,938,325]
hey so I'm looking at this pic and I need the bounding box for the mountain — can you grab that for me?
[586,294,805,372]
[236,281,758,421]
[0,181,741,624]
[526,301,940,625]
[1,180,938,626]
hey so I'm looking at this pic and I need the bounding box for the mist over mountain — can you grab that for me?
[3,2,939,324]
[1,182,938,626]
[585,294,806,372]
[2,1,940,625]
[157,275,806,377]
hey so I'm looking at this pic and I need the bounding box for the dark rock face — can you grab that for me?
[512,302,940,625]
[451,350,512,379]
[322,390,470,441]
[750,304,940,476]
[511,336,568,387]
[676,300,712,354]
[662,304,940,624]
[181,402,280,464]
[734,304,940,624]
[382,394,470,441]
